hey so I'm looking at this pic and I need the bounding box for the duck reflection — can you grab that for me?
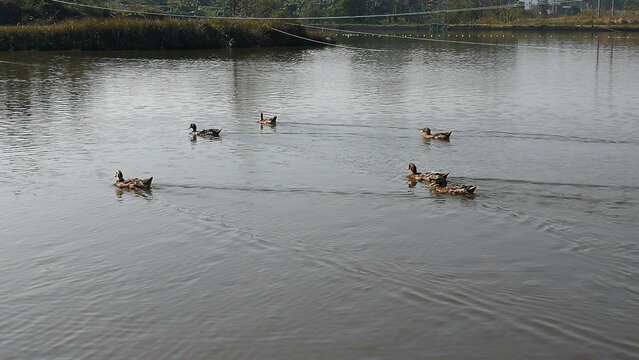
[115,186,153,199]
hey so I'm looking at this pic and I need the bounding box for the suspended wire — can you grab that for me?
[0,60,35,66]
[292,23,521,48]
[283,0,605,52]
[266,26,388,51]
[290,22,608,53]
[51,0,523,21]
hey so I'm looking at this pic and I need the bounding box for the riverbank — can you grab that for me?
[330,22,639,33]
[456,13,639,31]
[0,18,330,51]
[449,23,639,32]
[320,13,639,33]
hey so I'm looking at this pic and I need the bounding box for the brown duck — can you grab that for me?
[430,177,476,196]
[420,127,451,140]
[258,112,277,125]
[406,163,448,182]
[114,170,153,189]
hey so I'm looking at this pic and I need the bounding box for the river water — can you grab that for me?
[1,30,638,358]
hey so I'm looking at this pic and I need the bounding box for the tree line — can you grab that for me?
[2,0,636,26]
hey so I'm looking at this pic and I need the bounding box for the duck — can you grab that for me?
[406,163,449,182]
[430,177,476,196]
[188,123,222,137]
[114,170,153,189]
[420,127,451,140]
[258,112,277,125]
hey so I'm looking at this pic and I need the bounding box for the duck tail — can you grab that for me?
[467,185,476,194]
[443,173,449,179]
[144,177,153,186]
[445,131,452,137]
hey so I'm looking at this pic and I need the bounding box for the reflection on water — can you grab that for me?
[115,186,154,199]
[1,31,639,358]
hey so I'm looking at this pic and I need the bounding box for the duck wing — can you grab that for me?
[199,128,222,136]
[141,177,153,187]
[463,185,476,194]
[434,131,452,139]
[450,184,475,195]
[121,177,153,188]
[422,172,448,181]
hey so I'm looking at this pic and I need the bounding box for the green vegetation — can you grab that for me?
[0,18,329,50]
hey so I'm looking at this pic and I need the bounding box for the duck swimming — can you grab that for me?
[114,170,153,189]
[258,112,277,125]
[189,123,222,137]
[406,163,449,182]
[420,127,451,140]
[430,177,476,196]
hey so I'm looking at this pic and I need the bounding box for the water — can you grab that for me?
[1,31,639,358]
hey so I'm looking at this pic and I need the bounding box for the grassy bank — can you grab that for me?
[469,11,639,31]
[449,23,639,32]
[323,11,639,32]
[0,18,330,51]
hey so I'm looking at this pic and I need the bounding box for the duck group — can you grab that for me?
[406,163,448,183]
[115,115,477,197]
[409,126,477,196]
[406,162,476,197]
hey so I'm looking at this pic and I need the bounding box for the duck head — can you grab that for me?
[434,177,447,187]
[114,170,124,181]
[420,127,431,135]
[188,123,197,132]
[406,163,418,174]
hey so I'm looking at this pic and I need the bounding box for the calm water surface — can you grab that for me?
[1,31,639,358]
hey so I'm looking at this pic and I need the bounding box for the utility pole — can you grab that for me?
[597,0,601,17]
[230,0,237,17]
[611,0,615,16]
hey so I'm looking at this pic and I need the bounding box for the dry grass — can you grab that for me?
[504,11,639,27]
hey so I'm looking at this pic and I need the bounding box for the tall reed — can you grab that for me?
[0,18,329,51]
